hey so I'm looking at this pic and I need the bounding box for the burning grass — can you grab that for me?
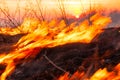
[0,13,120,80]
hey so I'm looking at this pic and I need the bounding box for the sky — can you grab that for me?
[0,0,120,18]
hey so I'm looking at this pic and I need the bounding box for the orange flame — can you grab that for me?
[58,63,120,80]
[58,71,85,80]
[90,63,120,80]
[0,14,111,80]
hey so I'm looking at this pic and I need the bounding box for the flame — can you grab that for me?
[58,63,120,80]
[0,27,20,35]
[0,18,41,35]
[90,63,120,80]
[58,71,85,80]
[0,13,111,80]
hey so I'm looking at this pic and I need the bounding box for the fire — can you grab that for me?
[58,71,85,80]
[0,27,20,35]
[90,63,120,80]
[58,63,120,80]
[0,13,111,80]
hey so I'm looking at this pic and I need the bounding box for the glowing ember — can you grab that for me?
[0,13,111,80]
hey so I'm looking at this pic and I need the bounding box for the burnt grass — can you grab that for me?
[0,28,120,80]
[0,34,25,54]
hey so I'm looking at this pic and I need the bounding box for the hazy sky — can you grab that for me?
[1,0,120,18]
